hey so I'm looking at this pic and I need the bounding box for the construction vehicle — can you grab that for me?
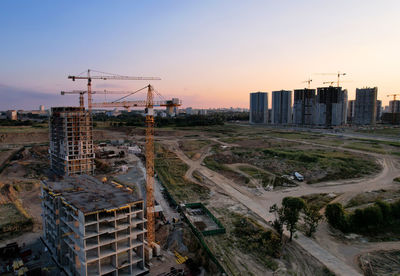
[67,71,181,253]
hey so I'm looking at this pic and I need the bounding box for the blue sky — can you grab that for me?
[1,0,400,110]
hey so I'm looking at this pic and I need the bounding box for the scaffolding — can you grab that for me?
[49,107,95,176]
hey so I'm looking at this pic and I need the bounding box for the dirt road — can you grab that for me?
[161,137,399,276]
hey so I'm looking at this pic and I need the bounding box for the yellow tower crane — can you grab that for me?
[67,71,180,249]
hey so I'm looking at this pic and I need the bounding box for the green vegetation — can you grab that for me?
[301,193,339,210]
[346,189,400,208]
[179,139,210,159]
[262,148,380,183]
[266,130,324,140]
[326,199,400,237]
[232,214,280,269]
[203,156,251,186]
[0,203,33,240]
[355,127,400,137]
[238,165,290,188]
[155,145,210,202]
[344,142,386,154]
[271,197,323,239]
[394,177,400,183]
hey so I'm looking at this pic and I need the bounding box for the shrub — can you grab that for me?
[325,203,348,232]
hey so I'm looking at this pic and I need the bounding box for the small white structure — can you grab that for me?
[128,146,141,154]
[294,172,304,181]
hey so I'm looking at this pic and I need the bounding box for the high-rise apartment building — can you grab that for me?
[293,89,315,125]
[354,87,377,125]
[389,100,400,113]
[49,107,95,176]
[41,175,147,276]
[315,87,347,126]
[376,100,382,122]
[272,90,292,124]
[249,92,268,124]
[347,100,355,123]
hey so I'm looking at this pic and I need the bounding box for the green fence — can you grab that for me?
[184,202,226,236]
[156,175,227,275]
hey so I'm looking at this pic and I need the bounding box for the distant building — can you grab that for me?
[49,107,95,176]
[315,87,347,126]
[376,100,382,122]
[347,100,355,123]
[293,89,315,125]
[389,100,400,113]
[353,87,377,125]
[272,90,292,125]
[39,105,45,112]
[5,110,17,120]
[250,92,268,124]
[186,107,193,115]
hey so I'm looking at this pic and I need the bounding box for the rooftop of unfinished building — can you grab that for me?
[42,175,141,214]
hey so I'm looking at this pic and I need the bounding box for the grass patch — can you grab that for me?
[394,177,400,182]
[238,165,290,188]
[155,144,210,202]
[344,142,386,154]
[300,193,339,210]
[231,214,280,270]
[178,139,211,159]
[0,203,33,240]
[346,189,400,208]
[203,156,250,186]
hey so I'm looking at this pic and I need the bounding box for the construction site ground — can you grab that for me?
[1,124,400,275]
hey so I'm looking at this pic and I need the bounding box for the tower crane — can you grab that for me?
[68,69,161,111]
[61,90,137,108]
[302,79,312,89]
[315,71,347,87]
[91,84,181,248]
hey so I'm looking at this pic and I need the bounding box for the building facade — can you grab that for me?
[354,87,377,125]
[376,100,382,122]
[293,89,315,125]
[315,87,347,126]
[249,92,268,124]
[347,100,355,123]
[389,100,400,113]
[272,90,292,124]
[41,175,147,276]
[49,107,95,176]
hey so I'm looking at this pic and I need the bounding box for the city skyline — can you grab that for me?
[1,0,400,110]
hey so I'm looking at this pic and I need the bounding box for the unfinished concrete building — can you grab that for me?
[315,87,347,126]
[41,175,147,276]
[272,90,292,125]
[293,89,316,125]
[354,87,377,125]
[49,107,94,176]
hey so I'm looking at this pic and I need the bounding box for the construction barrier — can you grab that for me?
[155,175,227,275]
[184,203,226,236]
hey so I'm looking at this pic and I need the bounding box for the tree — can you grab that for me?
[282,197,306,241]
[269,203,284,239]
[303,204,323,237]
[325,203,348,232]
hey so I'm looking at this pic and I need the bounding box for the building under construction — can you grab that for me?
[293,89,316,125]
[41,175,147,276]
[49,107,95,176]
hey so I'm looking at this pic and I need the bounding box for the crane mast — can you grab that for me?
[145,85,156,245]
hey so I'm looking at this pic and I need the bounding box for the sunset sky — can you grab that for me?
[1,0,399,110]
